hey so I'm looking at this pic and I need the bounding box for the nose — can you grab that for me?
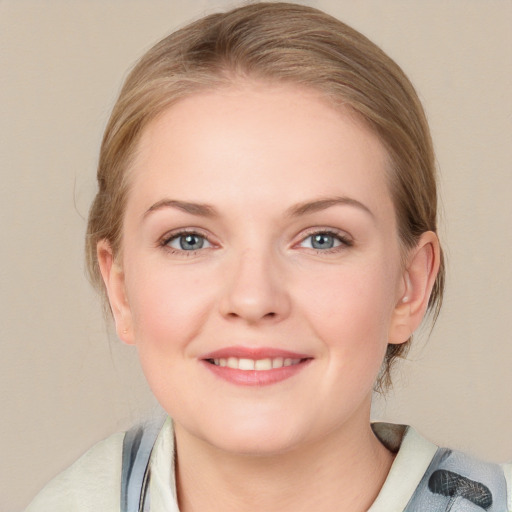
[219,249,291,324]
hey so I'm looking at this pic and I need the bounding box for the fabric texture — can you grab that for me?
[25,419,511,512]
[24,432,125,512]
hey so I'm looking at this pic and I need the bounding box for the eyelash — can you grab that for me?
[158,228,353,256]
[298,229,353,254]
[159,229,214,256]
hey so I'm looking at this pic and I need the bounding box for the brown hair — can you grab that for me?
[86,2,444,390]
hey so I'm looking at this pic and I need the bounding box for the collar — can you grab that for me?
[368,422,438,512]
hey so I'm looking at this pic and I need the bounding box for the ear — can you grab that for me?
[97,240,135,345]
[388,231,441,344]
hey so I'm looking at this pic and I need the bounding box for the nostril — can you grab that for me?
[224,310,278,322]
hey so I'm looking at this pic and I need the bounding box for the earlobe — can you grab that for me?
[97,240,135,345]
[388,231,440,344]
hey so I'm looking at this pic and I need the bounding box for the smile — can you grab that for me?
[201,347,312,386]
[208,357,303,371]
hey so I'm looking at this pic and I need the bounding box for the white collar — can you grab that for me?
[368,423,438,512]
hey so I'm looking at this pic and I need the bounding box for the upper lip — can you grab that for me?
[200,346,312,360]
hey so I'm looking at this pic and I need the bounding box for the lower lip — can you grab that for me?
[201,359,312,386]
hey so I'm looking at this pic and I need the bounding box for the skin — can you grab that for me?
[98,82,439,511]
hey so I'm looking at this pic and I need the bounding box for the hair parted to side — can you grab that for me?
[86,1,445,391]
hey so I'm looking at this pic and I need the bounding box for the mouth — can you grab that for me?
[200,347,313,386]
[206,356,305,371]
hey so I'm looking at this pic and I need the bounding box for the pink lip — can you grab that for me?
[201,346,311,360]
[200,346,313,387]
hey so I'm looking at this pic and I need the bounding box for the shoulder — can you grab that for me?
[370,423,512,512]
[502,462,512,511]
[401,431,512,512]
[24,431,125,512]
[415,447,510,511]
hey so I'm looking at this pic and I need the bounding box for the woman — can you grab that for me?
[25,3,511,511]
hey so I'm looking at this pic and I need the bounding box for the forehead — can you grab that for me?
[128,82,394,221]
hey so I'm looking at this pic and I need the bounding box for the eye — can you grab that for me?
[299,231,352,251]
[165,232,212,251]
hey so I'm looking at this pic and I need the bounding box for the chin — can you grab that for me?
[185,411,309,457]
[210,430,303,457]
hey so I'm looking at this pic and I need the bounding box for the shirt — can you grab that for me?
[25,418,512,511]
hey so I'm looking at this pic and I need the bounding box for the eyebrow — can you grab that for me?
[286,196,374,219]
[144,199,218,219]
[143,196,374,220]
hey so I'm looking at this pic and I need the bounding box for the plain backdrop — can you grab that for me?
[1,1,511,510]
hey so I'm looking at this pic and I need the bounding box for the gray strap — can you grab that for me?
[121,422,163,512]
[403,447,508,511]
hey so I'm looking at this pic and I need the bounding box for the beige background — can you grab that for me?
[1,1,511,510]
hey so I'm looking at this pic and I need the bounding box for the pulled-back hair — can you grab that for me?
[86,2,444,390]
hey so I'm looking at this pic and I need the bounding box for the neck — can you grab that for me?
[175,404,394,512]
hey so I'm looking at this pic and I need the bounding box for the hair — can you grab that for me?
[86,1,445,391]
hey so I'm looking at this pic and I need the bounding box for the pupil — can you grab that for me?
[180,234,203,250]
[312,234,333,249]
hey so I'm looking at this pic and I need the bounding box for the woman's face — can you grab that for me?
[105,83,410,455]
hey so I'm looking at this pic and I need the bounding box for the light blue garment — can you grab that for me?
[121,420,164,512]
[121,422,508,512]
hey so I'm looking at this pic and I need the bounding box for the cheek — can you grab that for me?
[295,260,399,351]
[123,265,216,413]
[295,262,399,398]
[125,263,214,354]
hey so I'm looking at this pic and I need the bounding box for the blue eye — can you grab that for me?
[166,233,211,251]
[300,232,349,250]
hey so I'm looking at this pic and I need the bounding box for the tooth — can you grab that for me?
[238,358,255,370]
[272,357,284,369]
[214,356,301,370]
[255,358,272,370]
[227,357,238,369]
